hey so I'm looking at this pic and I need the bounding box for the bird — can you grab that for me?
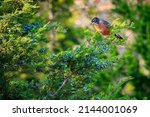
[91,17,123,39]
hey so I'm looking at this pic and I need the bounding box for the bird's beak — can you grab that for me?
[91,22,94,25]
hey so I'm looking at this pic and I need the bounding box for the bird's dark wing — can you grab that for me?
[101,19,111,27]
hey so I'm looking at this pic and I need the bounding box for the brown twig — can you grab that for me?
[53,77,69,96]
[52,70,77,97]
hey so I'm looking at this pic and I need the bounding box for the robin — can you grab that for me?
[91,17,123,39]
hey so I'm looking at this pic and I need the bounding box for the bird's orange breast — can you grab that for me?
[94,23,110,36]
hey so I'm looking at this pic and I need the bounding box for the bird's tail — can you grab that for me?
[115,34,123,39]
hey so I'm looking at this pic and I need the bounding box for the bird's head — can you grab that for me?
[91,17,100,24]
